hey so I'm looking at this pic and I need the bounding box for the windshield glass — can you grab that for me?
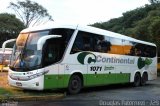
[9,28,74,72]
[10,31,49,71]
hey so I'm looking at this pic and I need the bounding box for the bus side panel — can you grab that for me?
[148,66,157,80]
[58,64,70,88]
[44,65,59,89]
[86,64,114,86]
[84,74,130,87]
[44,64,73,89]
[147,57,157,80]
[85,64,130,87]
[148,57,156,81]
[115,73,130,83]
[115,65,135,83]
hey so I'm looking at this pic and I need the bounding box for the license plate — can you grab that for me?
[16,82,22,86]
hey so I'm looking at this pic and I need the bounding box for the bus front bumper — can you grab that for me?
[8,76,44,90]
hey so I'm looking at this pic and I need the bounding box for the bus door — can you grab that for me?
[43,39,59,89]
[43,37,66,89]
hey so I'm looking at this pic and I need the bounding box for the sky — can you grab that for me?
[0,0,150,26]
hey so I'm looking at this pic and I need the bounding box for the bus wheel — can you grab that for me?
[141,73,148,86]
[68,75,82,94]
[133,73,141,87]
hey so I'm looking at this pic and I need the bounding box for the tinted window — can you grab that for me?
[43,28,74,66]
[95,35,111,53]
[123,40,156,58]
[70,31,156,58]
[134,43,156,58]
[123,40,135,55]
[71,31,94,54]
[147,45,156,58]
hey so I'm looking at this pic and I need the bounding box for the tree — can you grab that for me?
[149,0,160,4]
[9,0,53,27]
[149,17,160,48]
[131,17,152,41]
[91,3,160,56]
[0,13,25,47]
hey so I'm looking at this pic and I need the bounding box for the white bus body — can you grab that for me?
[8,24,157,94]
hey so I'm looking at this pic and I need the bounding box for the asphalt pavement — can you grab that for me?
[3,77,160,106]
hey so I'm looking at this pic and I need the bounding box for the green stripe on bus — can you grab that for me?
[83,73,130,87]
[44,73,130,89]
[44,74,70,89]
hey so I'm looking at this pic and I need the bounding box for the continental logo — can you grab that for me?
[77,52,153,69]
[77,52,96,65]
[77,52,135,65]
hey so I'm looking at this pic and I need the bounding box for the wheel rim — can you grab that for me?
[71,78,79,90]
[70,76,81,91]
[68,75,82,94]
[135,74,140,86]
[136,75,140,83]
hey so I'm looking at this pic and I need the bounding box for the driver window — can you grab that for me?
[43,39,58,66]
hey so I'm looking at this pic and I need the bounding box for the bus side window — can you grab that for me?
[71,31,94,53]
[95,35,111,53]
[43,42,54,66]
[123,40,135,55]
[71,32,84,54]
[134,43,156,58]
[123,41,156,58]
[147,46,156,58]
[43,38,61,66]
[82,33,93,51]
[109,38,123,54]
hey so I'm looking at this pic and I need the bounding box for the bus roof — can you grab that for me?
[21,24,156,47]
[21,24,78,33]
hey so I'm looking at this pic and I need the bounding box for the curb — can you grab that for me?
[0,93,65,102]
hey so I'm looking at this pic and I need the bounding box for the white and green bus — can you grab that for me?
[8,24,157,94]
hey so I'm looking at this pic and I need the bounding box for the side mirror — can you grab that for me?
[37,35,62,50]
[2,39,16,52]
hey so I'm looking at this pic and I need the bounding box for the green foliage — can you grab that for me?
[9,0,53,27]
[91,3,160,56]
[149,0,160,4]
[0,13,25,47]
[0,88,12,95]
[149,17,160,47]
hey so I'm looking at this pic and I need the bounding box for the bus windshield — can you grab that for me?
[10,31,49,71]
[9,28,74,72]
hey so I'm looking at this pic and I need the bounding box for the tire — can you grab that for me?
[141,73,148,86]
[133,73,141,87]
[68,75,82,94]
